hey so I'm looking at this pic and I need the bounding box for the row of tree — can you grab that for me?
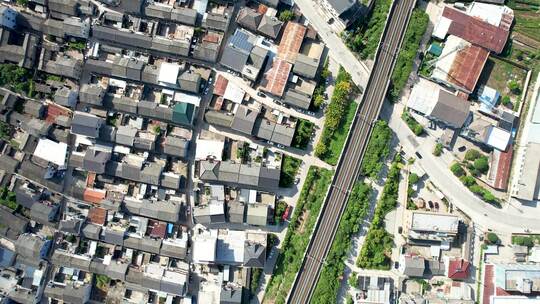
[357,155,402,269]
[314,68,354,160]
[264,167,334,304]
[311,182,372,304]
[388,9,429,101]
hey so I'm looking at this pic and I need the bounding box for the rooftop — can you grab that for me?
[411,212,460,234]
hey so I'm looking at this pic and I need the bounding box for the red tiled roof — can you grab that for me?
[83,188,106,204]
[494,144,512,190]
[86,172,96,188]
[257,3,268,15]
[495,287,511,296]
[203,33,221,44]
[443,6,512,54]
[448,44,489,93]
[260,58,292,97]
[213,75,228,96]
[45,103,70,124]
[149,221,167,239]
[88,207,107,226]
[277,22,306,63]
[483,264,494,304]
[448,259,471,280]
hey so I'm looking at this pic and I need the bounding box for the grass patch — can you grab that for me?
[315,68,358,165]
[388,9,429,101]
[357,155,402,269]
[477,57,528,98]
[402,111,424,136]
[512,234,540,247]
[311,183,372,304]
[0,187,17,210]
[279,155,302,187]
[342,0,392,60]
[250,268,263,299]
[360,120,393,179]
[264,167,333,304]
[508,0,540,43]
[292,119,314,150]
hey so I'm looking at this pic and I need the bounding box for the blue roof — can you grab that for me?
[0,247,14,268]
[228,29,254,53]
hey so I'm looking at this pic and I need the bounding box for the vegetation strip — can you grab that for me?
[388,9,429,101]
[311,182,372,304]
[310,120,393,303]
[343,0,392,60]
[315,68,358,165]
[357,155,402,270]
[264,166,333,304]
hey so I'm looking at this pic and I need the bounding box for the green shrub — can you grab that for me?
[344,0,392,59]
[450,163,465,177]
[433,143,443,156]
[513,236,534,247]
[292,119,314,149]
[279,155,302,187]
[278,10,294,22]
[409,173,419,184]
[348,272,358,288]
[487,232,499,244]
[473,156,489,174]
[465,149,481,161]
[508,80,522,95]
[501,95,511,106]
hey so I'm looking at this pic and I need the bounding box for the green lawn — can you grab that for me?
[264,167,333,304]
[508,0,540,43]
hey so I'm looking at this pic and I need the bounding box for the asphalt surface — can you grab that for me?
[287,1,416,303]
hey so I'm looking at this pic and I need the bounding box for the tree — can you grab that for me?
[348,272,358,288]
[514,236,534,247]
[413,124,424,136]
[433,143,443,156]
[473,156,489,174]
[501,95,511,107]
[487,232,499,244]
[313,94,325,109]
[508,80,522,95]
[409,173,419,184]
[469,184,484,195]
[278,10,294,22]
[460,175,476,187]
[450,163,465,177]
[483,191,497,204]
[465,149,481,161]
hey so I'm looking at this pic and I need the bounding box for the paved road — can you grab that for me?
[385,103,540,234]
[294,0,370,89]
[287,1,416,303]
